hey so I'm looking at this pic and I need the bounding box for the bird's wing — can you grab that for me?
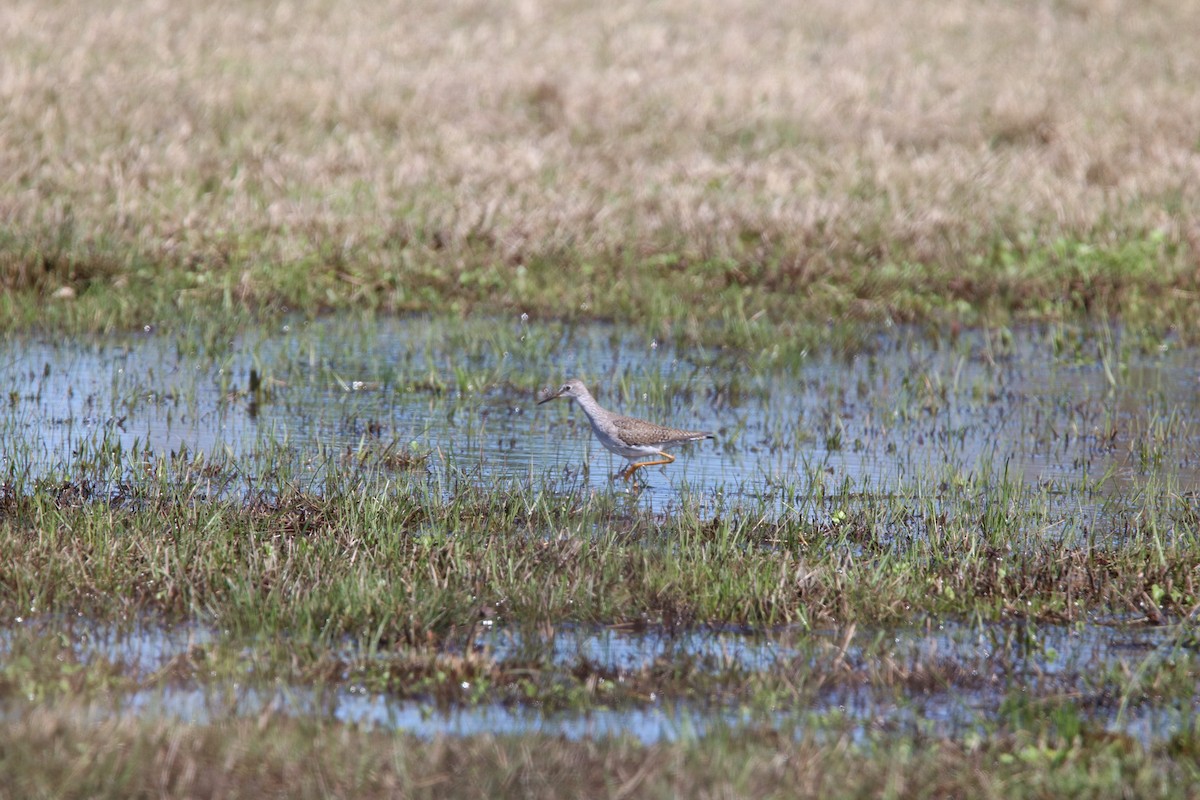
[611,415,713,447]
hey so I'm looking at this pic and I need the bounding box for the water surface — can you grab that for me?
[2,319,1196,522]
[4,615,1194,744]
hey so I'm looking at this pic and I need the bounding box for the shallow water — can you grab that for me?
[2,319,1199,741]
[2,319,1196,523]
[5,616,1195,744]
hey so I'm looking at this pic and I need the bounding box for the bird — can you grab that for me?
[537,378,714,482]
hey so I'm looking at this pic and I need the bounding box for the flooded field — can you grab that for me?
[2,613,1196,745]
[4,317,1197,506]
[1,318,1198,745]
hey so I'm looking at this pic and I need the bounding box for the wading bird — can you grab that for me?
[537,379,713,482]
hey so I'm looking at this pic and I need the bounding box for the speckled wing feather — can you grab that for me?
[611,415,713,447]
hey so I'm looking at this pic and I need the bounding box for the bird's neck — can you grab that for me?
[572,390,606,424]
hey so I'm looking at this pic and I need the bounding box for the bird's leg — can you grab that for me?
[621,452,675,481]
[620,463,646,486]
[637,452,676,470]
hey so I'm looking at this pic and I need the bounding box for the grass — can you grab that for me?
[4,0,1200,792]
[3,708,1199,799]
[2,326,1199,794]
[1,0,1198,340]
[1,460,1197,637]
[2,441,1199,717]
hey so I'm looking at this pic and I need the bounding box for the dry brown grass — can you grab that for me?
[1,0,1198,316]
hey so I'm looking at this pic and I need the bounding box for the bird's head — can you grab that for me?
[537,378,589,404]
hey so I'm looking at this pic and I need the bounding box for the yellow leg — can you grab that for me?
[619,452,675,481]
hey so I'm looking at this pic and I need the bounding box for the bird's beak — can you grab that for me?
[537,387,565,405]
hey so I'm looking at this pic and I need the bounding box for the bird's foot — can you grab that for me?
[614,465,646,485]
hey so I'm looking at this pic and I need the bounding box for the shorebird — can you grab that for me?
[537,379,713,482]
